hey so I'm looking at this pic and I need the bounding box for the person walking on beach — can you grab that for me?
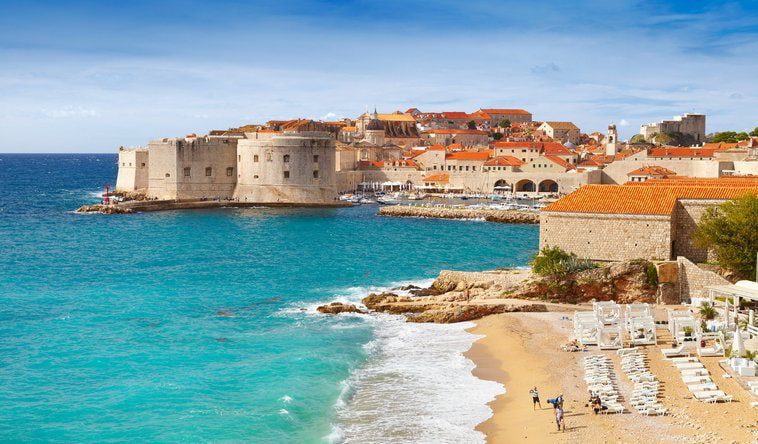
[529,387,541,410]
[555,405,565,432]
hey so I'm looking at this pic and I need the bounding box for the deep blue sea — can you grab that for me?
[0,154,538,443]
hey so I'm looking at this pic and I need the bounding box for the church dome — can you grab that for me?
[366,118,384,131]
[563,140,576,149]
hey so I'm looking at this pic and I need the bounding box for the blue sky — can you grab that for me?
[0,0,756,152]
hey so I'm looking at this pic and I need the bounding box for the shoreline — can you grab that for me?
[379,205,539,224]
[466,312,758,443]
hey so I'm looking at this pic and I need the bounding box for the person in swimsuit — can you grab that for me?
[555,405,565,432]
[529,387,541,410]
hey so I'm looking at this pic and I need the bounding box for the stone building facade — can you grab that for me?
[116,121,337,204]
[116,147,149,191]
[539,182,758,263]
[640,113,706,143]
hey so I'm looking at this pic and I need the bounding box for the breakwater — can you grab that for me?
[76,199,350,213]
[379,205,539,224]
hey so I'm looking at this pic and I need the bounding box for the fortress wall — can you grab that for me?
[116,149,149,192]
[600,158,724,184]
[540,212,673,261]
[235,131,337,204]
[146,138,238,200]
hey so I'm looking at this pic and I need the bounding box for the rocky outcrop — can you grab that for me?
[111,190,148,201]
[379,206,539,224]
[316,302,367,315]
[75,204,134,214]
[407,303,547,323]
[511,260,658,304]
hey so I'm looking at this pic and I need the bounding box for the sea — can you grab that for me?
[0,154,538,443]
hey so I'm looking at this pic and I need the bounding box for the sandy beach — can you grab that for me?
[467,312,758,443]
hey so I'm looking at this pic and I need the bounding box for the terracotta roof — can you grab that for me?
[484,156,524,166]
[441,111,470,120]
[427,144,446,151]
[446,151,491,161]
[422,173,450,183]
[542,121,580,131]
[479,108,531,115]
[361,113,417,122]
[543,155,576,170]
[543,185,758,215]
[423,129,489,135]
[627,177,758,187]
[543,143,572,156]
[627,166,677,176]
[578,156,606,167]
[357,160,384,169]
[649,147,714,158]
[447,143,464,150]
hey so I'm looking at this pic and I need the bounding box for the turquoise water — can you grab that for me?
[0,154,538,442]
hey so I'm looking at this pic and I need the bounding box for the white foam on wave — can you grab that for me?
[275,278,436,317]
[328,314,503,444]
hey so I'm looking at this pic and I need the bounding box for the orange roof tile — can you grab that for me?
[340,126,358,132]
[542,121,579,130]
[441,112,469,120]
[627,166,677,176]
[627,177,758,187]
[484,156,524,166]
[427,144,446,151]
[422,174,450,183]
[543,185,758,215]
[649,147,714,158]
[446,151,491,161]
[479,108,531,115]
[543,155,576,170]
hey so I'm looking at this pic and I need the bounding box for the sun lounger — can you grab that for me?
[675,362,705,370]
[687,383,718,392]
[671,357,697,363]
[662,344,691,358]
[682,376,711,384]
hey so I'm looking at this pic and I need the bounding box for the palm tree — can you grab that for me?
[699,302,717,320]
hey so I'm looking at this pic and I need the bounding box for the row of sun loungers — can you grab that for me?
[669,357,733,403]
[617,348,667,416]
[583,355,625,414]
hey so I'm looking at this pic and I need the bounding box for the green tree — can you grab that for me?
[492,132,503,140]
[498,119,511,128]
[736,132,750,141]
[699,302,717,320]
[629,134,647,144]
[750,127,758,137]
[653,133,674,146]
[530,246,596,277]
[695,194,758,279]
[467,120,477,130]
[713,131,738,143]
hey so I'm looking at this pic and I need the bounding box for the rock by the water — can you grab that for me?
[407,303,547,323]
[76,204,133,214]
[316,302,366,315]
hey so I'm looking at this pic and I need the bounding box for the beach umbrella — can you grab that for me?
[732,326,745,357]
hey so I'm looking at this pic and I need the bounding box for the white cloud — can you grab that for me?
[618,119,630,126]
[319,112,342,121]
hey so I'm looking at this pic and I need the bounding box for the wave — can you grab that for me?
[329,314,502,443]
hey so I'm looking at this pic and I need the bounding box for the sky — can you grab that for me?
[0,0,757,152]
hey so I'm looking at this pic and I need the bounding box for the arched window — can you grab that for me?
[283,154,290,163]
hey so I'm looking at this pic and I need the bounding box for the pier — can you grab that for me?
[378,205,539,224]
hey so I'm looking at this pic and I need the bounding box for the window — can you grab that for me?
[141,163,146,167]
[184,167,191,177]
[283,171,290,179]
[253,175,259,179]
[129,162,132,167]
[165,173,171,178]
[254,155,259,162]
[472,166,476,171]
[238,155,241,162]
[313,170,319,178]
[226,167,233,176]
[205,167,212,176]
[313,155,319,163]
[283,154,290,163]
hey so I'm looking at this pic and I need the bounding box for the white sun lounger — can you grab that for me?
[675,362,705,370]
[687,383,718,392]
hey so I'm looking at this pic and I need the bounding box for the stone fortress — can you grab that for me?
[117,120,337,205]
[640,113,706,144]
